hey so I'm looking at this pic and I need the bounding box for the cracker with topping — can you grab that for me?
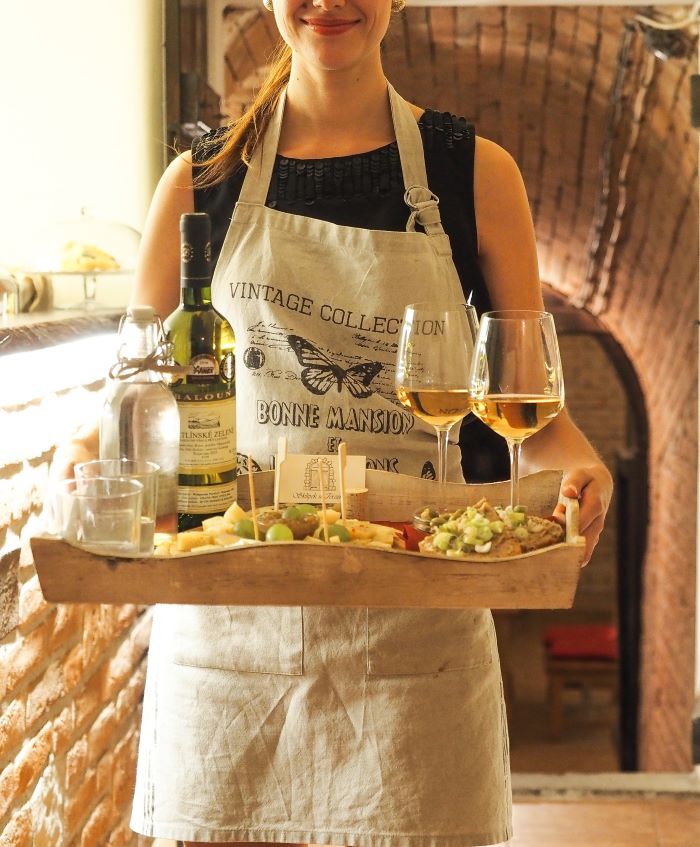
[418,501,564,559]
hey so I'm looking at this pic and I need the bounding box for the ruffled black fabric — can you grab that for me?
[192,111,474,208]
[269,143,403,208]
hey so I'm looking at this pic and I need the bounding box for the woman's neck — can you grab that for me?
[279,60,397,159]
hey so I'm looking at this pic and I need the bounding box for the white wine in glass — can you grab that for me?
[397,388,473,430]
[469,311,564,507]
[395,303,478,485]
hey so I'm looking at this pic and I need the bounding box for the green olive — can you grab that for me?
[265,523,294,542]
[295,504,317,517]
[233,519,256,539]
[319,524,351,543]
[282,505,302,521]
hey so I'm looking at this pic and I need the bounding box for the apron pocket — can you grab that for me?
[366,609,495,676]
[172,606,303,675]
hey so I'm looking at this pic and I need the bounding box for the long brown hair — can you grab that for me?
[193,40,292,188]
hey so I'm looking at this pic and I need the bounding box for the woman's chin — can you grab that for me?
[305,49,374,75]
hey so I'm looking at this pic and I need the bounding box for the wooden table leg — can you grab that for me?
[548,670,564,741]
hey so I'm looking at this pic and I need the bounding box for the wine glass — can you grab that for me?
[469,310,564,507]
[395,302,478,487]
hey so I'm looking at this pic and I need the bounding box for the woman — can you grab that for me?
[127,0,613,844]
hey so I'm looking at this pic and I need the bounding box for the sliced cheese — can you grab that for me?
[175,531,211,552]
[223,501,248,524]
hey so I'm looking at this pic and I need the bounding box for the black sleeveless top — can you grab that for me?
[192,110,508,481]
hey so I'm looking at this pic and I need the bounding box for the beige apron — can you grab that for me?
[131,85,512,847]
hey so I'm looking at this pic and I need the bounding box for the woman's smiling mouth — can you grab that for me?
[302,17,361,36]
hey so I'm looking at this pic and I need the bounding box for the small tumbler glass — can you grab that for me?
[54,476,144,555]
[75,459,159,553]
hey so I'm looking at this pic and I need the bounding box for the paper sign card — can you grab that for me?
[276,452,366,505]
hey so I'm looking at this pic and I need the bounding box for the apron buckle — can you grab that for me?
[404,185,442,233]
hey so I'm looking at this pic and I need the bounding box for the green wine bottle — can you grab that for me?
[165,212,236,531]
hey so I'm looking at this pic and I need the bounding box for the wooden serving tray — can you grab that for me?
[31,470,585,609]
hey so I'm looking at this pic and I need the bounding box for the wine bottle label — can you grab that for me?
[177,480,237,514]
[220,351,235,382]
[186,354,218,383]
[176,395,237,473]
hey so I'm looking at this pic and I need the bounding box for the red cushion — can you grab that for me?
[544,624,619,661]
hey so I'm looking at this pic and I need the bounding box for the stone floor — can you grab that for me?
[509,693,618,773]
[511,797,700,846]
[150,797,700,847]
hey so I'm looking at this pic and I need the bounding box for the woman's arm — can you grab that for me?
[473,138,542,310]
[131,151,195,316]
[473,137,613,565]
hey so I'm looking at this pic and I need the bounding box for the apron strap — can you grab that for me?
[387,84,447,239]
[387,83,429,190]
[238,89,288,207]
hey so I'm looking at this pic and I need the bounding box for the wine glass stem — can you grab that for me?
[436,426,450,486]
[507,438,522,507]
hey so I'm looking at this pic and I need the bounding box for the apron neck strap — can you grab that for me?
[239,88,288,206]
[386,84,446,238]
[238,82,432,206]
[386,82,430,191]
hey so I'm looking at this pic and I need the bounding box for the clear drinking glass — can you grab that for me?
[395,302,478,486]
[469,310,564,507]
[52,476,144,555]
[75,459,160,553]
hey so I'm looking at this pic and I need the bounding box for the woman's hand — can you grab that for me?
[49,424,99,483]
[44,430,98,534]
[50,440,95,482]
[554,464,613,567]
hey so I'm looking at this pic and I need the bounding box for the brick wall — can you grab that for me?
[0,336,150,847]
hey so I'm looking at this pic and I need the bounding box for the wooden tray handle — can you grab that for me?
[561,495,585,545]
